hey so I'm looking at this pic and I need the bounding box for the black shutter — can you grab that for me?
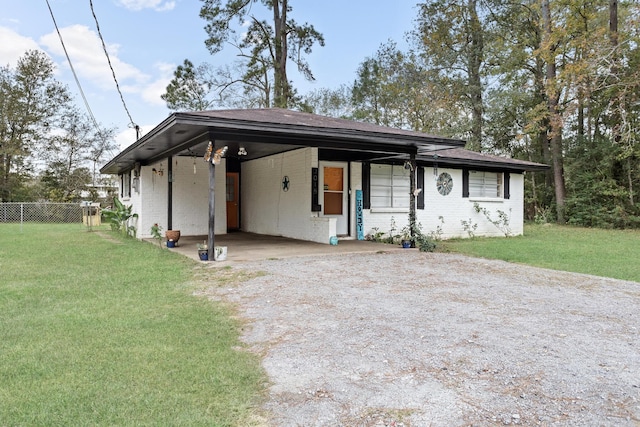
[362,162,371,209]
[504,172,510,199]
[417,166,425,209]
[462,169,469,198]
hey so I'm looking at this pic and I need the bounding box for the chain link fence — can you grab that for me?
[0,202,84,224]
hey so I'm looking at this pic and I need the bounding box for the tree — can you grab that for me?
[351,54,391,126]
[0,50,70,201]
[199,0,324,108]
[301,85,352,118]
[42,107,116,201]
[161,59,220,111]
[40,162,92,202]
[413,0,488,150]
[539,0,567,223]
[163,57,275,111]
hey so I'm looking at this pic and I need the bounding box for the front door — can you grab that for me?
[320,162,348,236]
[226,172,240,230]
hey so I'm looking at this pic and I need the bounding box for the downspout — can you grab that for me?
[167,156,173,230]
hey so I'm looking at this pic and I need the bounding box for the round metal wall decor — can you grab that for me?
[436,172,453,196]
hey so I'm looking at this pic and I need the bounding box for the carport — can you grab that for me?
[101,108,465,260]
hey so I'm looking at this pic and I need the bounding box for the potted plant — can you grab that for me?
[197,241,208,261]
[400,226,412,248]
[165,229,180,246]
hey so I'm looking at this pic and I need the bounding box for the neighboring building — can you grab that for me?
[100,109,547,246]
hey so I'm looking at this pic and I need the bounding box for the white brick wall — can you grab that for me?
[126,153,526,243]
[361,166,525,240]
[242,148,332,242]
[132,158,226,239]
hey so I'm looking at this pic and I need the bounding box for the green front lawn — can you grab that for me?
[440,223,640,283]
[0,224,266,426]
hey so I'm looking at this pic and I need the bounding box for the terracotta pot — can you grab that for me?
[165,229,180,244]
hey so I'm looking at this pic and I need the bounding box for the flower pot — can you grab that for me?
[198,249,208,261]
[167,240,175,248]
[401,240,411,248]
[165,229,180,245]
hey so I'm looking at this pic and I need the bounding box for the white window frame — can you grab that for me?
[121,171,131,199]
[469,170,502,198]
[370,164,410,209]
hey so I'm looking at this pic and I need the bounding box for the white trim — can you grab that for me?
[469,198,504,203]
[370,208,409,214]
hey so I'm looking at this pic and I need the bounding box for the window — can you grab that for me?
[370,164,410,208]
[466,170,508,198]
[121,171,131,198]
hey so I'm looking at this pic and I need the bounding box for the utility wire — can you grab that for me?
[45,0,102,133]
[89,0,139,137]
[44,0,118,164]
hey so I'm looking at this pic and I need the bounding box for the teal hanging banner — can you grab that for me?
[356,189,364,240]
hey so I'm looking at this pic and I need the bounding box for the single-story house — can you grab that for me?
[100,108,547,258]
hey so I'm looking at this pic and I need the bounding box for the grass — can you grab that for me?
[0,223,266,426]
[439,223,640,283]
[4,222,637,424]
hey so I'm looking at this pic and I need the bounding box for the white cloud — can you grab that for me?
[39,24,149,90]
[140,62,175,106]
[0,27,41,67]
[117,0,176,12]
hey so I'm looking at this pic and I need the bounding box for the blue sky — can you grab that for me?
[1,0,418,152]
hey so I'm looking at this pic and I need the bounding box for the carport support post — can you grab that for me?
[409,153,417,248]
[167,156,173,230]
[207,160,216,261]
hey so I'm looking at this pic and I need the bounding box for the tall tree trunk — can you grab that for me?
[541,0,566,224]
[610,0,618,49]
[608,0,633,205]
[467,0,484,152]
[272,0,289,108]
[577,87,585,139]
[0,154,10,201]
[609,0,621,143]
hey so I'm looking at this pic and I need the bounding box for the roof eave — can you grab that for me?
[418,156,550,172]
[174,113,466,148]
[100,115,179,175]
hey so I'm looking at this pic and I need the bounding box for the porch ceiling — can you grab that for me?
[100,108,466,175]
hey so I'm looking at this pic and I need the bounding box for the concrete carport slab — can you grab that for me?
[165,232,405,263]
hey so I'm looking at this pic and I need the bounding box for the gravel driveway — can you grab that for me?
[204,251,640,426]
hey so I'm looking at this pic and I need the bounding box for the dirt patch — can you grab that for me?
[202,251,640,426]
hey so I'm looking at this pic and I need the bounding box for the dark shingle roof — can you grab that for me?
[186,108,456,140]
[100,108,547,174]
[419,148,549,172]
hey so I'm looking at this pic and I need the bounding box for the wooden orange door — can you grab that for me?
[320,162,348,235]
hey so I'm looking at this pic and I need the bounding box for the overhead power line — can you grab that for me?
[44,0,118,162]
[44,0,101,132]
[89,0,139,138]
